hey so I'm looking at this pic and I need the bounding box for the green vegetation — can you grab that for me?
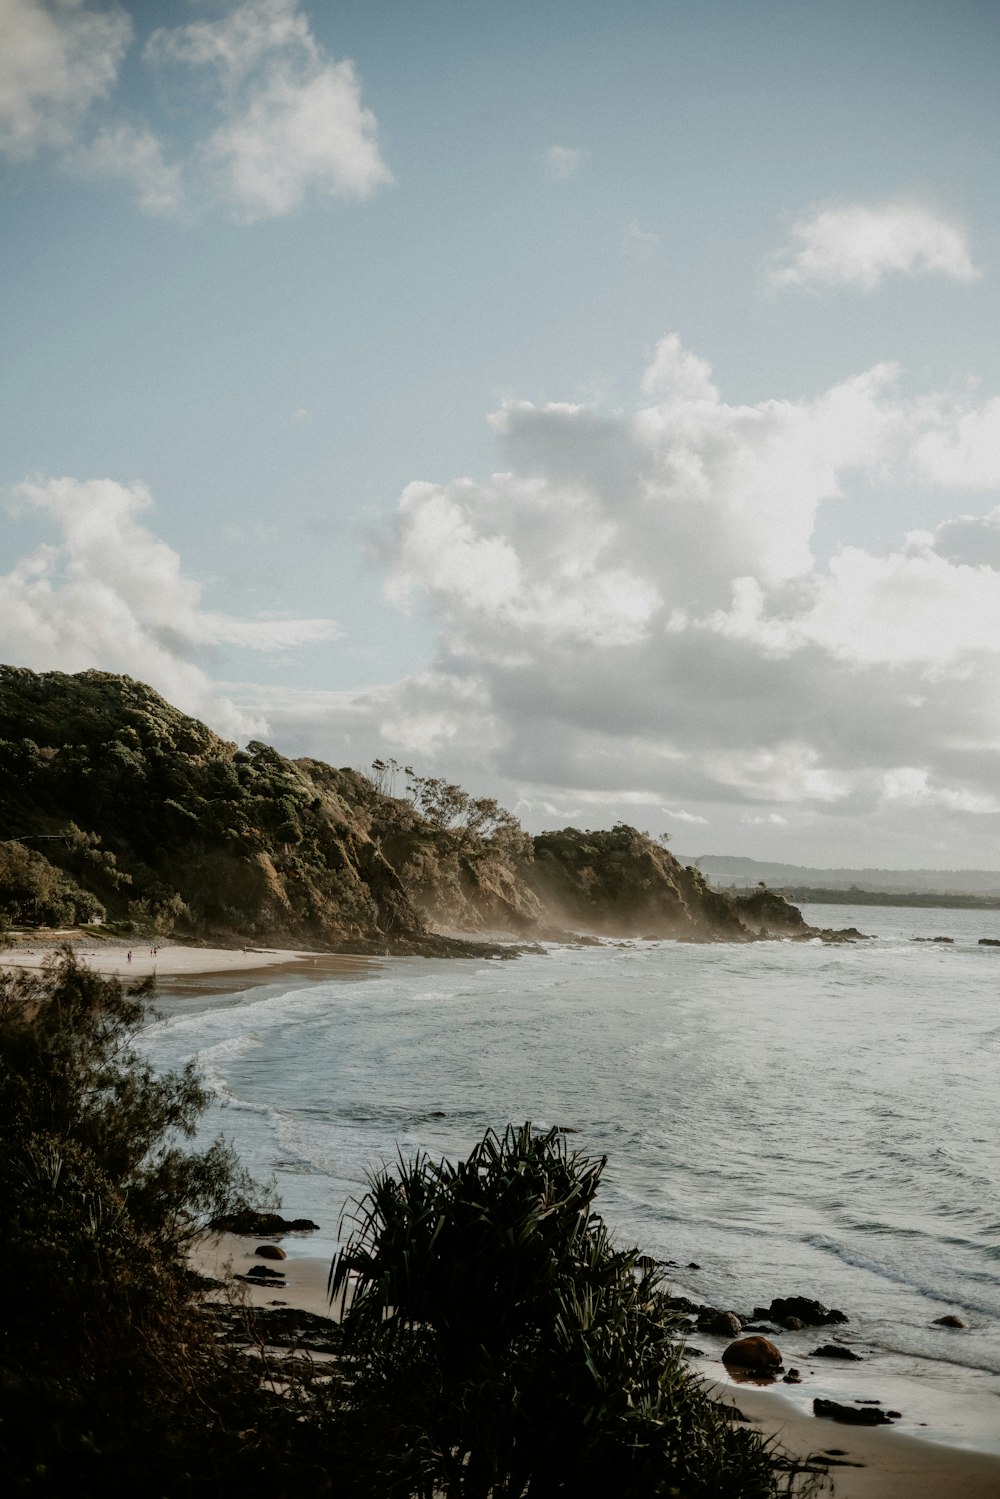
[0,666,421,945]
[0,953,332,1495]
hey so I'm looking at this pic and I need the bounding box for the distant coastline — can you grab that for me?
[770,887,1000,909]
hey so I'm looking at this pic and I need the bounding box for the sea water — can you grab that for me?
[139,904,1000,1452]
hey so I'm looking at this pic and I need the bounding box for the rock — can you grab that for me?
[666,1295,703,1314]
[782,1369,802,1384]
[978,938,1000,947]
[780,1315,805,1331]
[687,1261,702,1269]
[722,1336,783,1373]
[699,1310,742,1337]
[814,1399,893,1426]
[255,1244,287,1260]
[768,1296,848,1326]
[911,936,953,944]
[933,1313,968,1328]
[811,1343,863,1360]
[212,1209,319,1233]
[245,1264,285,1280]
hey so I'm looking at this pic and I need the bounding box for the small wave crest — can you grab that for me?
[806,1233,1000,1317]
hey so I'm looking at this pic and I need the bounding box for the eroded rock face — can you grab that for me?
[722,1335,782,1373]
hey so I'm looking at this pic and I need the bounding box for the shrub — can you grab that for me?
[329,1124,818,1497]
[0,953,311,1494]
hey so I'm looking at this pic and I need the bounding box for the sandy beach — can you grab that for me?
[0,933,374,994]
[714,1382,1000,1499]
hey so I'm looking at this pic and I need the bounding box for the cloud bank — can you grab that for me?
[238,334,1000,859]
[770,199,979,291]
[0,0,391,219]
[1,476,338,738]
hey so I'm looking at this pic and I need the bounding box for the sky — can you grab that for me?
[3,0,1000,868]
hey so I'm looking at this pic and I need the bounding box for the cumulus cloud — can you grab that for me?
[70,120,183,216]
[146,0,392,219]
[269,333,1000,856]
[1,0,390,220]
[0,0,131,158]
[770,198,980,291]
[1,476,338,738]
[543,145,582,179]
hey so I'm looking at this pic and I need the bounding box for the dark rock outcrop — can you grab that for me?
[211,1210,319,1234]
[814,1399,893,1426]
[810,1343,863,1360]
[762,1296,848,1326]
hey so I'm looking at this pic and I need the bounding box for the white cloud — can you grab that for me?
[145,0,314,81]
[1,477,339,738]
[147,0,392,220]
[0,0,390,221]
[544,144,582,179]
[0,0,131,158]
[316,334,1000,852]
[770,198,980,291]
[69,120,183,215]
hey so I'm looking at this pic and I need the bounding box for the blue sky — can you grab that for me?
[3,0,1000,866]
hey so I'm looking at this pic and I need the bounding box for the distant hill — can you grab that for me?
[682,854,1000,899]
[0,666,818,949]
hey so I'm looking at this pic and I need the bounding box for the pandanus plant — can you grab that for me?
[329,1123,819,1498]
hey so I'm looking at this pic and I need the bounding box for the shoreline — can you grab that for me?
[0,935,376,996]
[193,1237,1000,1498]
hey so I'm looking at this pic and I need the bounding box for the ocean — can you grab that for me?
[139,904,1000,1453]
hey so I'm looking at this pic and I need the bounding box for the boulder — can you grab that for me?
[255,1244,287,1260]
[978,938,1000,947]
[933,1313,968,1328]
[768,1296,847,1326]
[811,1343,863,1360]
[699,1310,742,1337]
[245,1264,285,1280]
[722,1336,782,1373]
[814,1398,893,1426]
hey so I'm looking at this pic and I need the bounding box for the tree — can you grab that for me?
[329,1124,817,1497]
[0,953,299,1494]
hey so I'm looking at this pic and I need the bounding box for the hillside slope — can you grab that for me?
[0,666,812,948]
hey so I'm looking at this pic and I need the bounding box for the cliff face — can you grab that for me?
[527,826,751,940]
[0,666,806,948]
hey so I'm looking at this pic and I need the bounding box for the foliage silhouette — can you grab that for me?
[330,1123,820,1497]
